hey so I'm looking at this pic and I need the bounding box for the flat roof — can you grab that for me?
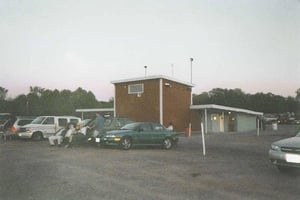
[190,104,263,116]
[111,75,195,87]
[76,108,114,113]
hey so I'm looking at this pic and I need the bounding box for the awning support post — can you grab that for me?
[201,122,206,156]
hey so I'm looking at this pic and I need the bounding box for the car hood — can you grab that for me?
[273,136,300,148]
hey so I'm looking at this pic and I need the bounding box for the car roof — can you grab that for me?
[16,116,36,119]
[0,113,11,116]
[36,116,80,118]
[127,122,159,125]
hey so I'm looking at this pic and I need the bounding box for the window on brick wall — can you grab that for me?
[128,83,144,94]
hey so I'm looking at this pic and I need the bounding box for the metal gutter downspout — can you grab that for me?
[159,79,163,125]
[114,85,116,117]
[205,108,208,134]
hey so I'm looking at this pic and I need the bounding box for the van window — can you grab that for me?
[18,119,33,126]
[43,117,54,125]
[70,118,79,125]
[32,117,46,124]
[58,118,68,127]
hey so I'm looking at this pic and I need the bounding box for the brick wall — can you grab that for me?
[114,78,193,132]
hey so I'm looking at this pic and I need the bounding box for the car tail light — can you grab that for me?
[11,126,17,133]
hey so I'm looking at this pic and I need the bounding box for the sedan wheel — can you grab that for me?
[163,138,172,149]
[121,137,132,150]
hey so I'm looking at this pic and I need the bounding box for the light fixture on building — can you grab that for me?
[164,82,171,87]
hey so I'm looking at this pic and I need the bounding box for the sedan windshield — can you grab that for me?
[121,123,139,131]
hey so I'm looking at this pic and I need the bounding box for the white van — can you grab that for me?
[18,116,81,140]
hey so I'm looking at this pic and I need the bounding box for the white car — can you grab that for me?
[269,132,300,171]
[18,116,81,140]
[2,116,35,140]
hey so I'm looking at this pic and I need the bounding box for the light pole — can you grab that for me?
[190,58,194,83]
[189,58,194,136]
[144,66,147,77]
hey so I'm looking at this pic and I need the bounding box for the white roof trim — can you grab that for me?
[76,108,114,113]
[190,104,263,116]
[111,75,195,87]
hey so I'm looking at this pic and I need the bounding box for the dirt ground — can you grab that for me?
[1,125,300,200]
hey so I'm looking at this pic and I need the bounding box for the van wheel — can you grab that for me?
[32,132,43,141]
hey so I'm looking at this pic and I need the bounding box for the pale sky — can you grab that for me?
[0,0,299,101]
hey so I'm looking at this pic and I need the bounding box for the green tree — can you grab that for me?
[193,92,210,105]
[296,88,300,102]
[193,88,298,114]
[30,86,45,97]
[0,87,8,100]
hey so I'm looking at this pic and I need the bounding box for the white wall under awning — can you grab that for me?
[190,104,263,134]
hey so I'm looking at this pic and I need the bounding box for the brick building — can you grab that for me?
[111,75,195,132]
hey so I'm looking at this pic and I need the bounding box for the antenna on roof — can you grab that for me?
[190,58,194,83]
[144,66,147,77]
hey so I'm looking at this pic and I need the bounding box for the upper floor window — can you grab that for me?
[128,84,144,94]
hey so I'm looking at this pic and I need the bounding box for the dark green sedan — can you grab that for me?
[99,122,179,150]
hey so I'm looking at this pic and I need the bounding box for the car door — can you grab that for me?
[137,123,153,144]
[42,117,56,138]
[150,123,166,144]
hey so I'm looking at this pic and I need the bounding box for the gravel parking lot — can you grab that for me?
[1,125,300,200]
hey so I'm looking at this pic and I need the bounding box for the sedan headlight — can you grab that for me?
[271,144,280,151]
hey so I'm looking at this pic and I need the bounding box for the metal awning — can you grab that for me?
[75,108,115,119]
[76,108,114,113]
[190,104,263,116]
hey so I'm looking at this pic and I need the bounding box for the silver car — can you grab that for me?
[269,132,300,171]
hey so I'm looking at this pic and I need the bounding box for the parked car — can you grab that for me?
[269,132,300,171]
[81,118,93,127]
[85,117,133,133]
[2,116,35,139]
[0,113,12,135]
[99,122,179,150]
[103,117,134,132]
[18,116,81,140]
[72,117,133,146]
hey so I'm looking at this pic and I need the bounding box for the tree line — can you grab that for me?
[193,88,300,117]
[0,86,299,118]
[0,86,113,117]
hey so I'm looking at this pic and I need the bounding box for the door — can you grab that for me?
[220,113,225,132]
[150,123,166,144]
[42,117,56,138]
[136,123,153,144]
[211,114,220,133]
